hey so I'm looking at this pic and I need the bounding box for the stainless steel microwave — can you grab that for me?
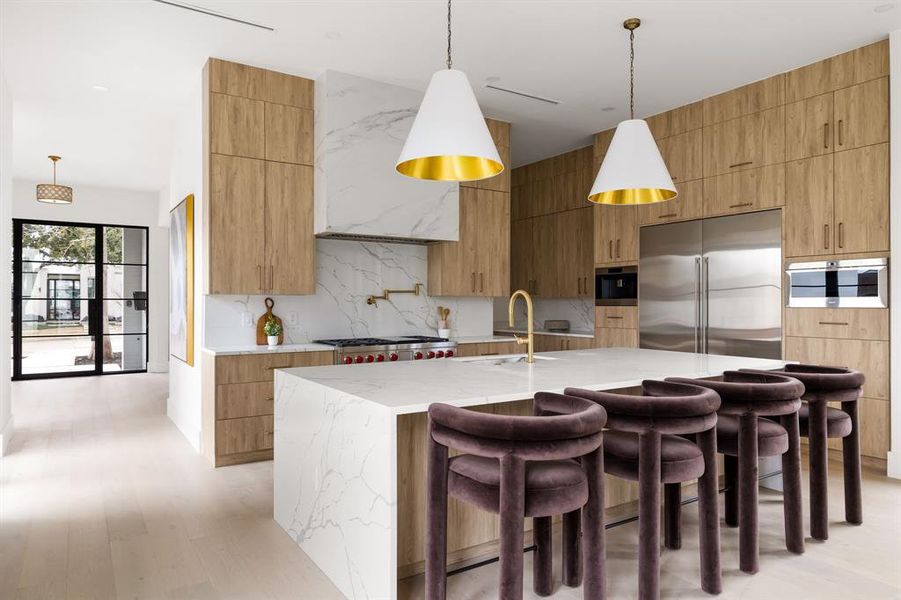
[785,258,888,308]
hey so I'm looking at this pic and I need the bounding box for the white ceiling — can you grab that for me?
[2,0,899,192]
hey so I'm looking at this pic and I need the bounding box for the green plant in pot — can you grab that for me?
[264,316,283,348]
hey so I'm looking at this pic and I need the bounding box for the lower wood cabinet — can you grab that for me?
[202,349,334,466]
[595,306,639,330]
[455,340,520,357]
[594,327,639,348]
[784,308,888,341]
[533,334,595,352]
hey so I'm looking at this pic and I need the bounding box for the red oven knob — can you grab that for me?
[414,352,423,360]
[427,351,436,359]
[343,356,353,365]
[376,354,385,362]
[390,353,399,361]
[446,350,454,358]
[355,356,364,364]
[436,350,445,358]
[366,355,375,363]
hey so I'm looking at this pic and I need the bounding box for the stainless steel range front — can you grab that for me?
[314,336,458,365]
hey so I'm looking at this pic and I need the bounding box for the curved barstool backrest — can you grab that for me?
[428,392,607,461]
[564,379,721,435]
[666,371,803,417]
[739,364,864,404]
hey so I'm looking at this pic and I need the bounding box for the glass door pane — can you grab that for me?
[100,226,148,373]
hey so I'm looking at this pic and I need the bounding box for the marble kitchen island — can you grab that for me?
[273,347,787,599]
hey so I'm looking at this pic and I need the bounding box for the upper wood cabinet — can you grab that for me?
[462,119,511,193]
[785,92,833,161]
[510,218,534,294]
[646,102,703,140]
[511,146,592,220]
[594,204,638,265]
[702,74,784,126]
[703,163,785,217]
[785,154,834,257]
[428,187,510,297]
[703,106,785,177]
[785,40,888,103]
[638,179,704,225]
[657,128,703,183]
[511,209,592,299]
[205,58,316,295]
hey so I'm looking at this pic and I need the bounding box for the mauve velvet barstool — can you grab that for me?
[426,392,607,600]
[668,372,805,574]
[564,380,722,600]
[741,364,865,540]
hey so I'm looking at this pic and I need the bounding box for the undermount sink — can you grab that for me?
[456,354,558,366]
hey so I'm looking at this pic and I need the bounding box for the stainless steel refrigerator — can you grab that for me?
[639,210,782,359]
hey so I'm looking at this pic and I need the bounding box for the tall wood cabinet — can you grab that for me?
[204,58,316,295]
[428,119,511,297]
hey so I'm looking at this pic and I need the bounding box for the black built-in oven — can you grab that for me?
[596,266,638,306]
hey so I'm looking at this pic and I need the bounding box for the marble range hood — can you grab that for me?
[313,70,460,244]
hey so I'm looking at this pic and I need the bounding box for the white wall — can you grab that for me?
[11,179,168,373]
[165,82,204,451]
[0,74,14,455]
[888,29,900,479]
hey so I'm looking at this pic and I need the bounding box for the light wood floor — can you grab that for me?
[1,373,900,600]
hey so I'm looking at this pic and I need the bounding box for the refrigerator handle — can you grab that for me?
[694,257,701,353]
[702,256,710,354]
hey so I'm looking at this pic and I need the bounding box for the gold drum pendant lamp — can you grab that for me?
[588,18,677,205]
[36,155,74,204]
[395,0,503,181]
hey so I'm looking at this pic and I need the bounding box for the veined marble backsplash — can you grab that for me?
[204,239,493,346]
[494,297,596,333]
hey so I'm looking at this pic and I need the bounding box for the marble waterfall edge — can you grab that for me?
[273,371,397,600]
[314,69,459,241]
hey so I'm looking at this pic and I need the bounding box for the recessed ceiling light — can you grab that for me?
[325,31,341,40]
[91,85,109,92]
[601,106,615,112]
[873,3,895,12]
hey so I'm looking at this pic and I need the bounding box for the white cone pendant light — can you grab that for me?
[589,18,676,205]
[396,0,503,181]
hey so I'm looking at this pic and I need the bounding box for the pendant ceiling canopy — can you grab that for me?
[36,155,74,204]
[589,18,676,205]
[396,0,503,182]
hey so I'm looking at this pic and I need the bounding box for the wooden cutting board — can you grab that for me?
[256,297,284,345]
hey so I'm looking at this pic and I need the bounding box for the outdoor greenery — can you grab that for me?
[22,224,122,263]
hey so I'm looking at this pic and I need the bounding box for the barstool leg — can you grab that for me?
[533,516,553,596]
[561,510,581,587]
[738,414,759,574]
[638,432,662,600]
[696,427,722,594]
[499,455,526,600]
[724,454,739,528]
[582,446,606,599]
[425,437,449,600]
[842,401,863,525]
[664,483,682,550]
[808,401,829,541]
[781,411,805,554]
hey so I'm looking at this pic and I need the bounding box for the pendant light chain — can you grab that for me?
[446,0,452,69]
[629,27,635,119]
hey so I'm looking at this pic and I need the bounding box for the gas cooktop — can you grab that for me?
[313,336,457,364]
[314,335,449,347]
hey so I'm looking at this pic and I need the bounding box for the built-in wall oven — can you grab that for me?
[785,258,888,308]
[596,266,637,306]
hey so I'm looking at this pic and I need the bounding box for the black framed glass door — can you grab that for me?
[12,219,150,379]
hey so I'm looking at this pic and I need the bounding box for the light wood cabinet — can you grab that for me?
[784,155,834,257]
[703,106,785,177]
[554,208,594,298]
[703,164,785,217]
[596,306,638,330]
[203,350,334,466]
[510,218,534,293]
[511,145,591,220]
[594,205,638,265]
[455,340,521,357]
[264,102,314,165]
[702,74,784,126]
[428,188,510,297]
[594,327,639,348]
[463,119,511,193]
[265,163,316,295]
[784,308,889,341]
[833,144,889,254]
[785,40,888,103]
[533,334,595,352]
[210,93,265,159]
[638,179,704,225]
[784,336,888,400]
[657,129,703,183]
[645,102,703,140]
[786,92,833,161]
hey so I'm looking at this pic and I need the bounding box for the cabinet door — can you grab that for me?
[427,188,480,296]
[703,164,785,217]
[833,78,889,152]
[594,327,639,348]
[210,93,265,159]
[703,106,785,176]
[638,179,704,224]
[463,119,510,193]
[614,205,639,263]
[477,190,511,297]
[209,155,266,294]
[593,205,617,265]
[834,144,889,254]
[532,213,559,296]
[784,155,833,258]
[784,336,888,400]
[552,210,581,298]
[264,103,314,165]
[657,129,703,183]
[265,162,315,294]
[785,93,833,160]
[510,218,534,294]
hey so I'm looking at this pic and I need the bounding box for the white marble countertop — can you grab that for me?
[278,347,787,415]
[493,326,596,338]
[203,343,334,356]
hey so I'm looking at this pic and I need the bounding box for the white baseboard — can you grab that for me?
[887,451,901,480]
[0,414,15,457]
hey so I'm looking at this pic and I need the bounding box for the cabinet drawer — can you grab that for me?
[594,327,638,348]
[703,164,785,217]
[784,308,888,341]
[596,306,638,329]
[215,351,333,384]
[784,336,888,400]
[638,179,703,225]
[216,415,273,455]
[216,382,274,419]
[456,341,520,357]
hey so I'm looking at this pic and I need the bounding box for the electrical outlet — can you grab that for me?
[241,311,253,327]
[287,311,298,326]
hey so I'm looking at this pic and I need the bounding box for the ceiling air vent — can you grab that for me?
[484,84,560,105]
[151,0,275,31]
